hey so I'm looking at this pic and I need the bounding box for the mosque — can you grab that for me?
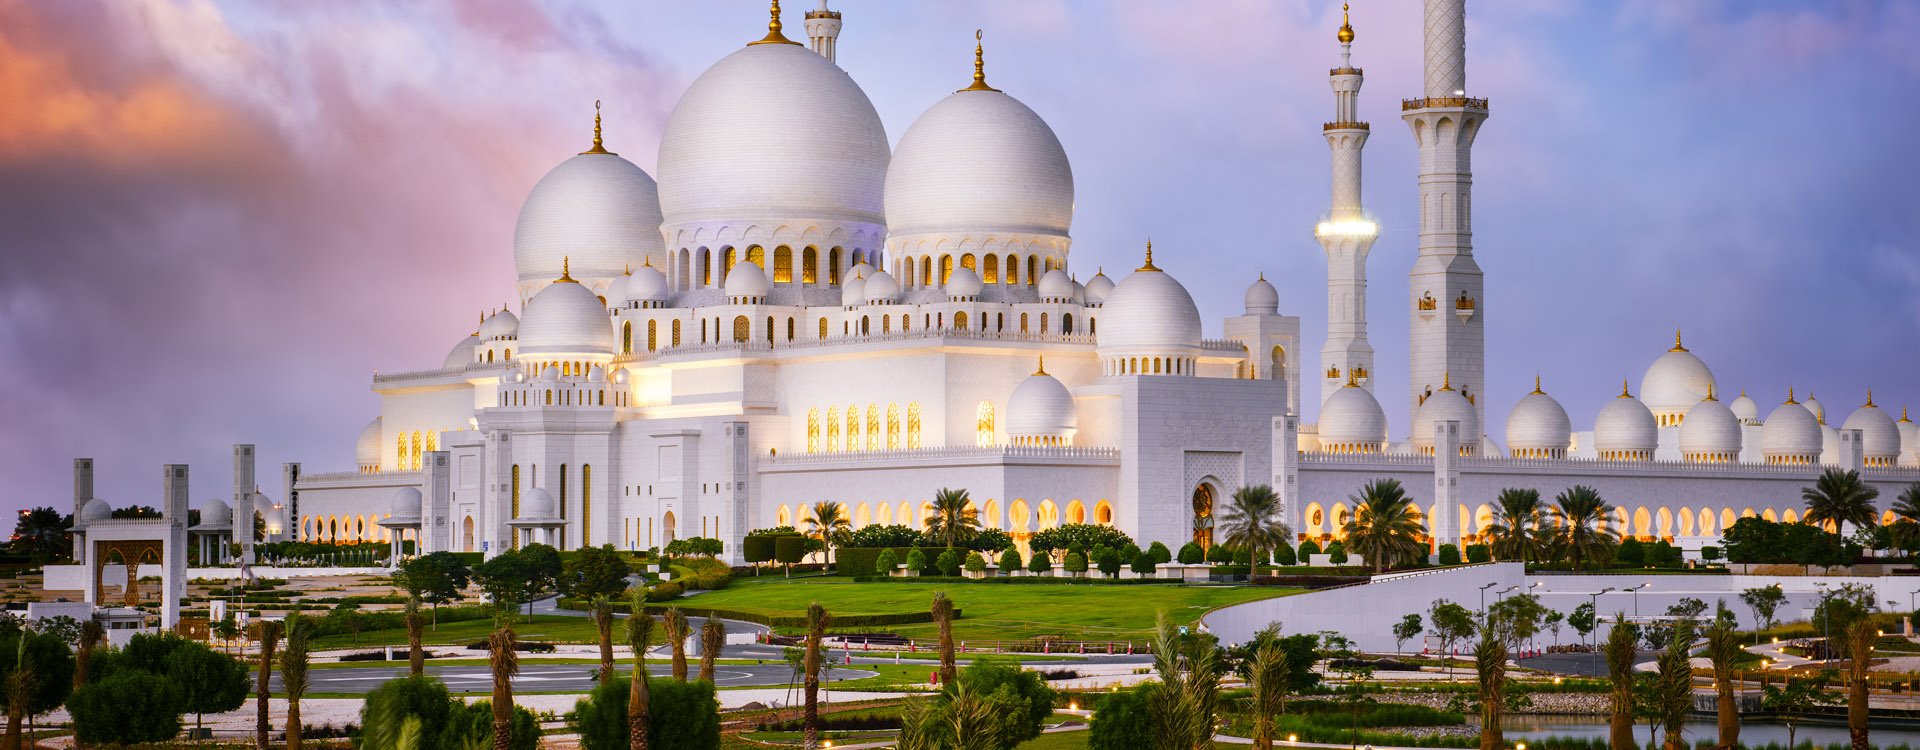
[77,1,1920,565]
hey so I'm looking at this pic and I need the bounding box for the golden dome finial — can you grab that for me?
[642,257,654,268]
[1344,369,1359,388]
[1619,378,1632,398]
[1865,388,1876,408]
[961,29,1000,92]
[557,256,577,283]
[1531,375,1543,395]
[581,100,616,155]
[1034,356,1047,376]
[1669,329,1688,352]
[1705,384,1717,402]
[749,0,801,46]
[1439,372,1453,391]
[1785,386,1798,405]
[1138,239,1160,272]
[1337,3,1355,44]
[1901,405,1911,423]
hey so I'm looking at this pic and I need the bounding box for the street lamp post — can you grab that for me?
[1630,582,1651,617]
[1480,582,1499,613]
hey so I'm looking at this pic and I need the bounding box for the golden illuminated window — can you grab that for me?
[671,319,681,347]
[976,401,995,447]
[732,315,750,342]
[818,317,828,339]
[582,464,591,546]
[828,247,842,284]
[701,252,712,286]
[622,321,632,354]
[826,404,840,451]
[907,402,923,449]
[746,245,764,270]
[410,430,422,470]
[961,253,976,271]
[773,246,792,283]
[723,247,737,275]
[786,317,795,341]
[983,255,999,283]
[940,255,954,284]
[954,311,968,330]
[866,405,880,451]
[1005,254,1018,285]
[803,247,818,283]
[766,315,774,344]
[1020,313,1029,333]
[511,464,521,549]
[902,315,910,331]
[921,255,933,286]
[887,403,900,450]
[647,320,658,352]
[846,405,861,451]
[1040,313,1049,333]
[425,431,438,452]
[806,409,821,453]
[396,435,406,470]
[882,316,890,334]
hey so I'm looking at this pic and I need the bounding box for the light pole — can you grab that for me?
[1480,582,1499,613]
[1815,582,1832,665]
[1630,582,1651,617]
[1909,588,1919,615]
[1496,585,1520,603]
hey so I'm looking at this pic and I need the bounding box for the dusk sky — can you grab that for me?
[3,0,1917,514]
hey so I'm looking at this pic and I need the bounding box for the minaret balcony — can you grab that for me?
[1402,96,1489,112]
[1323,121,1370,132]
[1329,67,1364,76]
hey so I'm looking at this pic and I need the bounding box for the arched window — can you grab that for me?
[846,405,861,451]
[828,247,842,284]
[887,403,900,450]
[802,246,818,283]
[902,257,916,287]
[410,430,422,470]
[806,409,821,453]
[1027,256,1038,285]
[866,404,880,450]
[861,316,870,336]
[921,255,933,286]
[1020,313,1029,333]
[511,464,522,548]
[954,311,968,329]
[622,321,632,354]
[961,253,977,271]
[581,464,592,547]
[1063,313,1074,334]
[766,315,775,344]
[773,246,792,283]
[826,403,840,452]
[1006,254,1019,285]
[647,320,658,352]
[882,316,891,334]
[671,319,681,347]
[1088,318,1096,335]
[901,314,910,331]
[818,318,828,339]
[983,254,999,283]
[1040,313,1049,334]
[976,401,995,447]
[786,317,795,341]
[746,245,765,270]
[732,315,751,342]
[907,402,923,449]
[940,255,954,284]
[722,247,737,281]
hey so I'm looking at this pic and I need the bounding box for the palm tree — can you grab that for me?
[405,596,426,677]
[1474,622,1507,750]
[1842,616,1876,750]
[1553,485,1620,571]
[805,501,852,566]
[73,619,103,690]
[1652,621,1695,750]
[624,595,654,750]
[1246,640,1289,750]
[1603,615,1638,750]
[8,508,69,561]
[699,617,725,683]
[1803,468,1880,536]
[924,488,981,549]
[487,624,519,750]
[1484,488,1546,563]
[663,607,690,681]
[802,602,830,750]
[1702,606,1742,750]
[4,629,35,750]
[592,596,617,685]
[1340,479,1426,573]
[1887,483,1920,551]
[932,592,957,685]
[255,619,282,750]
[281,613,313,750]
[1147,611,1222,749]
[1216,485,1292,564]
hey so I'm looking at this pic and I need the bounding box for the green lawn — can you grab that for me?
[314,614,605,650]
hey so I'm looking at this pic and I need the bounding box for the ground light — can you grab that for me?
[1287,734,1299,744]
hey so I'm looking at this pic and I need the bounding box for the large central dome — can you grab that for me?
[658,42,890,227]
[886,88,1073,237]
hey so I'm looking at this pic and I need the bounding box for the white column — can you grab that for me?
[1274,415,1301,537]
[1431,420,1460,549]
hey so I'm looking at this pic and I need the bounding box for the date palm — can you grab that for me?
[1803,468,1880,536]
[924,488,980,549]
[281,613,313,750]
[802,602,830,750]
[1340,479,1426,573]
[806,501,852,565]
[1474,622,1507,750]
[1702,606,1742,750]
[1246,640,1289,750]
[1148,611,1222,750]
[1552,485,1619,571]
[1484,488,1546,563]
[1603,615,1638,750]
[625,595,654,750]
[663,607,690,681]
[1217,485,1292,564]
[699,617,725,683]
[592,596,617,685]
[1887,482,1920,552]
[487,624,519,750]
[255,619,281,750]
[405,596,426,677]
[74,619,103,690]
[1654,621,1697,750]
[932,592,957,685]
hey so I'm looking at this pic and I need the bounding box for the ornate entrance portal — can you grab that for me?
[1191,484,1215,549]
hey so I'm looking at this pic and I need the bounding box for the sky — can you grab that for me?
[2,0,1918,515]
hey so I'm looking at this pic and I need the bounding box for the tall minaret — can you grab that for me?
[1402,0,1489,435]
[1317,4,1379,408]
[804,1,842,63]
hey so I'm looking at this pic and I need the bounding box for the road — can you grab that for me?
[291,660,871,694]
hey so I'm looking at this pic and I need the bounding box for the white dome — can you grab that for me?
[1244,275,1279,315]
[1593,385,1658,459]
[480,309,519,341]
[1036,269,1074,302]
[849,262,875,279]
[252,490,274,515]
[1006,362,1077,443]
[389,487,422,520]
[521,487,557,519]
[535,364,559,381]
[724,261,769,300]
[625,263,669,304]
[1096,256,1203,362]
[1679,395,1743,460]
[1822,424,1841,462]
[1730,390,1760,424]
[518,277,615,355]
[199,499,233,528]
[1841,396,1902,463]
[79,498,113,525]
[840,273,868,307]
[1084,272,1114,305]
[442,334,479,370]
[1639,334,1715,423]
[513,152,664,293]
[1803,393,1827,425]
[884,86,1072,237]
[864,270,900,303]
[946,267,982,299]
[1505,383,1572,455]
[1069,279,1086,305]
[355,417,383,470]
[1412,384,1479,453]
[658,42,888,227]
[1898,409,1918,465]
[1763,394,1824,461]
[1318,384,1388,452]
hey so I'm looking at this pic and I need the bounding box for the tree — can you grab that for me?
[1089,686,1152,750]
[805,501,852,565]
[843,524,923,549]
[562,545,634,602]
[1485,488,1546,563]
[1437,543,1461,566]
[1063,551,1088,575]
[1761,671,1839,750]
[7,508,70,562]
[165,639,248,734]
[1652,620,1695,750]
[1325,541,1349,566]
[0,629,72,747]
[1723,517,1787,563]
[1472,622,1508,750]
[1568,602,1597,650]
[964,551,987,574]
[802,603,829,750]
[67,671,182,745]
[475,551,535,619]
[775,536,808,576]
[1146,612,1222,750]
[699,617,724,684]
[517,543,564,606]
[358,673,458,750]
[1840,614,1877,750]
[1132,550,1158,576]
[488,625,521,750]
[1701,605,1742,750]
[405,596,427,677]
[1148,541,1173,564]
[1176,542,1204,565]
[1803,467,1880,536]
[591,597,618,685]
[1094,547,1123,577]
[394,551,473,623]
[1888,482,1920,552]
[1026,552,1049,575]
[1341,479,1425,572]
[1216,485,1292,565]
[1603,615,1639,750]
[997,547,1021,573]
[1271,541,1297,566]
[916,659,1055,749]
[1393,613,1424,654]
[256,619,281,750]
[1429,600,1475,680]
[1245,639,1290,750]
[663,608,690,681]
[1616,538,1644,566]
[936,548,961,577]
[1741,584,1787,640]
[1544,609,1565,647]
[574,676,721,750]
[925,488,981,549]
[625,595,654,750]
[968,529,1015,553]
[74,619,103,690]
[280,613,313,750]
[1028,524,1134,558]
[1552,485,1619,571]
[874,548,900,575]
[933,592,958,685]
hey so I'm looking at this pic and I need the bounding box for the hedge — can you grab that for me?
[837,547,939,577]
[848,576,1184,586]
[555,598,954,628]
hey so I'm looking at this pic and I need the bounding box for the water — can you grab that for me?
[1499,715,1920,747]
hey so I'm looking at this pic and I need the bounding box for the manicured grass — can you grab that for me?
[1016,729,1091,749]
[313,614,604,649]
[685,577,1301,642]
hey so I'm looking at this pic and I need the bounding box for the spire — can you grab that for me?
[1619,379,1633,398]
[1901,406,1912,424]
[1337,3,1355,44]
[1531,375,1543,395]
[748,0,801,46]
[1669,329,1687,352]
[1439,372,1453,391]
[1705,384,1717,402]
[1865,388,1876,408]
[1034,356,1047,376]
[556,257,578,284]
[960,29,999,92]
[580,100,615,155]
[1785,386,1798,405]
[1137,239,1160,272]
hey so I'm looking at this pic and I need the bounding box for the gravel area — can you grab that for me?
[1373,690,1609,715]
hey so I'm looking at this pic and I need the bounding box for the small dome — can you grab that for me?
[518,274,615,355]
[1593,383,1657,460]
[724,261,769,301]
[1763,393,1824,462]
[1036,269,1074,302]
[1318,383,1388,452]
[480,309,520,341]
[1898,408,1918,466]
[1639,332,1715,424]
[442,334,480,370]
[613,367,630,385]
[840,273,868,307]
[514,152,664,296]
[1006,361,1077,444]
[264,504,288,536]
[355,417,383,470]
[1084,271,1114,305]
[625,263,669,304]
[1505,381,1572,456]
[588,364,606,381]
[199,499,233,529]
[521,487,557,518]
[1803,393,1827,425]
[1412,382,1479,454]
[884,85,1073,239]
[1841,395,1901,464]
[1096,251,1203,364]
[535,363,560,381]
[388,487,423,520]
[1244,275,1279,315]
[79,498,113,525]
[1730,390,1760,424]
[864,270,900,304]
[1680,394,1743,461]
[849,262,876,280]
[945,266,983,300]
[253,490,275,515]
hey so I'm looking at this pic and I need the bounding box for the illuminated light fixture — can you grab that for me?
[1288,735,1299,744]
[1315,219,1379,238]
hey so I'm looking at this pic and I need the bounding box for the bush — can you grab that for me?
[1298,539,1322,557]
[1177,542,1205,565]
[1206,544,1234,564]
[1095,547,1124,577]
[453,701,540,750]
[1027,553,1051,575]
[1326,541,1349,565]
[1232,547,1253,565]
[936,548,962,576]
[1617,538,1645,565]
[1131,552,1157,576]
[1089,685,1151,750]
[573,676,721,750]
[1465,544,1491,564]
[1437,544,1462,566]
[970,529,1015,553]
[1148,541,1173,564]
[69,671,183,745]
[844,524,923,549]
[663,537,723,557]
[907,549,929,572]
[1028,524,1135,558]
[360,675,459,750]
[998,547,1021,572]
[964,551,987,573]
[774,536,807,567]
[1701,546,1721,562]
[646,581,685,602]
[874,549,899,574]
[1063,551,1088,574]
[742,534,777,565]
[838,546,932,577]
[1271,541,1296,566]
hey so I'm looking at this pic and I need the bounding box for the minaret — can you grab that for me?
[1403,0,1489,436]
[804,1,842,63]
[1317,4,1379,408]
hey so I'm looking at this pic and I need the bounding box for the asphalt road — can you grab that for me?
[292,660,873,694]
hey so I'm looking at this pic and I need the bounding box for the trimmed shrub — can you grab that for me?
[1272,542,1297,566]
[1027,553,1051,575]
[997,547,1021,572]
[1617,538,1645,565]
[742,534,777,565]
[907,548,929,572]
[1089,685,1151,750]
[1177,542,1205,565]
[1298,539,1322,557]
[1131,552,1157,576]
[646,580,685,602]
[936,548,962,577]
[1232,547,1253,565]
[874,549,900,574]
[844,524,922,549]
[69,671,183,745]
[1206,544,1234,564]
[838,546,930,577]
[1147,541,1173,564]
[1465,544,1491,564]
[970,529,1015,553]
[774,536,807,567]
[359,674,458,750]
[1028,524,1136,558]
[1437,544,1462,566]
[1700,546,1721,562]
[575,676,723,750]
[964,551,987,573]
[1326,541,1349,565]
[1063,551,1088,574]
